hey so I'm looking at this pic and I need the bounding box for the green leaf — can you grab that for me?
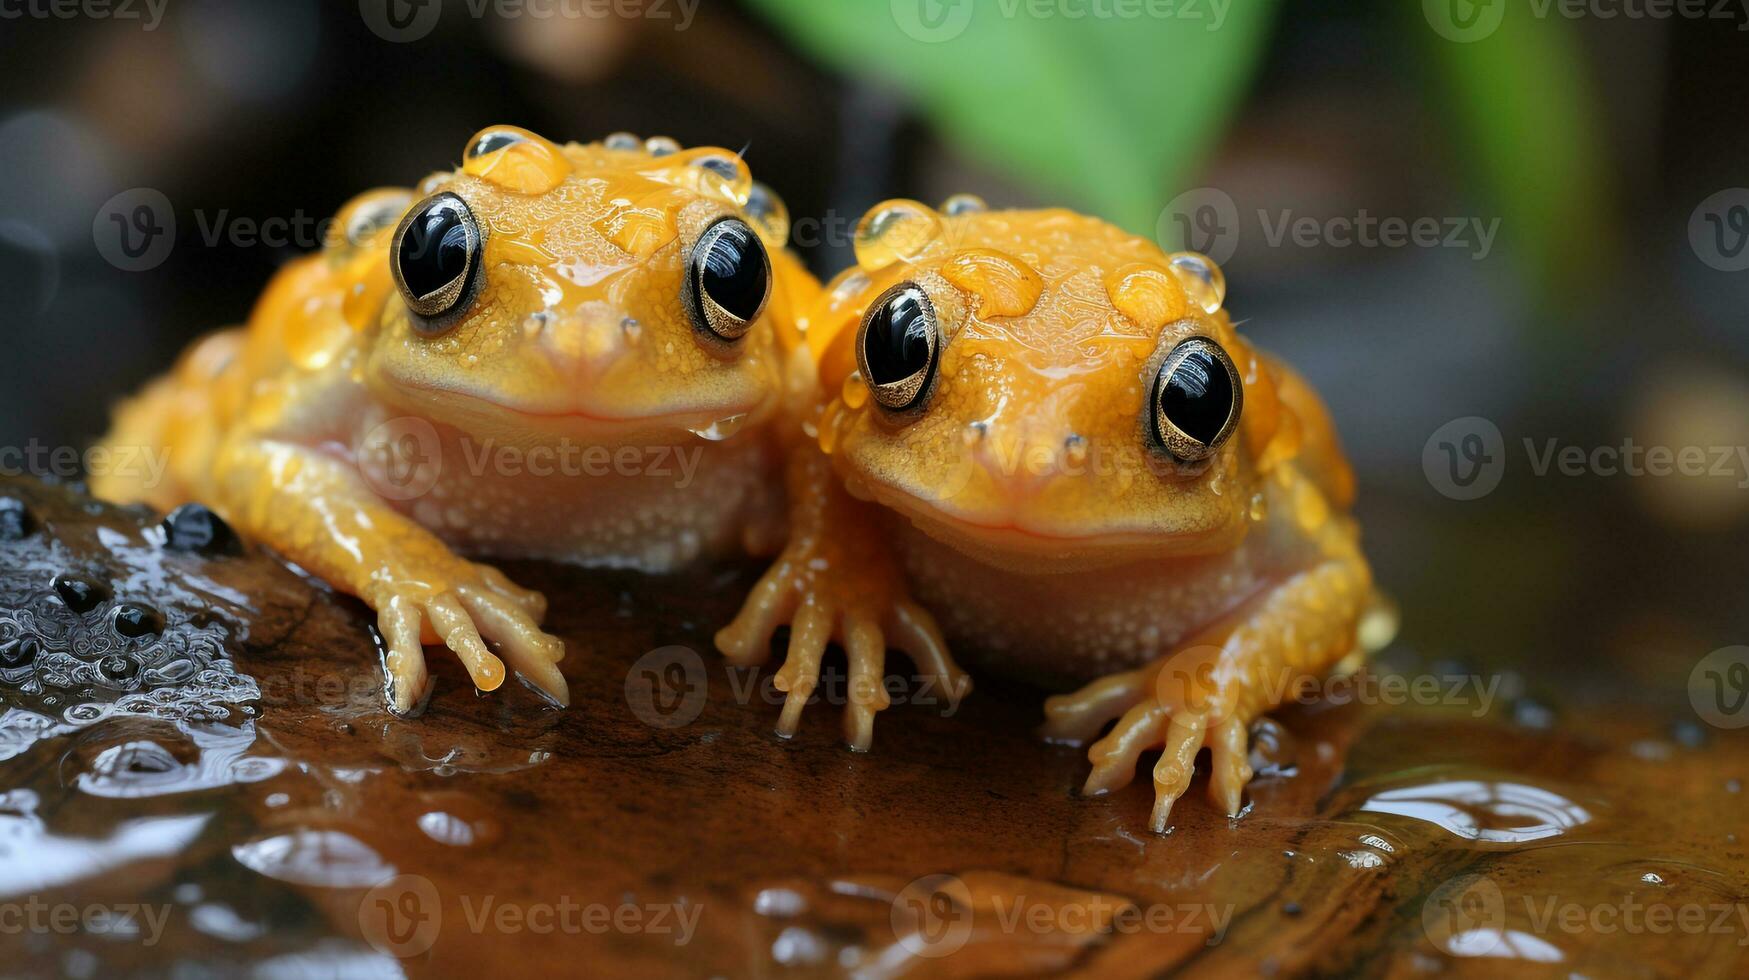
[745,0,1278,238]
[1416,3,1614,300]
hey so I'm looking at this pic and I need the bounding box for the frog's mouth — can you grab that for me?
[388,379,776,443]
[845,471,1246,570]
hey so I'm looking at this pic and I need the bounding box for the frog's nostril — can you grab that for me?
[539,309,631,376]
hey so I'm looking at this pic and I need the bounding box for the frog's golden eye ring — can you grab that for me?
[390,191,485,330]
[1151,336,1242,463]
[684,218,771,344]
[857,282,940,414]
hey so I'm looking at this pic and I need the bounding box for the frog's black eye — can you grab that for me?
[684,218,770,343]
[1151,337,1242,463]
[857,282,940,413]
[390,192,485,328]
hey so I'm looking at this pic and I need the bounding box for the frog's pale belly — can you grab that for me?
[384,425,777,572]
[891,516,1266,689]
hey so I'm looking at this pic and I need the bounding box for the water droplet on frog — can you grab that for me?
[854,200,942,270]
[829,270,871,306]
[840,373,869,410]
[694,154,741,182]
[621,316,641,341]
[645,135,681,157]
[941,193,987,216]
[1167,251,1227,314]
[604,131,641,150]
[744,181,790,246]
[1063,434,1088,468]
[689,414,749,441]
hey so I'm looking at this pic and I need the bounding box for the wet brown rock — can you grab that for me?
[0,475,1746,977]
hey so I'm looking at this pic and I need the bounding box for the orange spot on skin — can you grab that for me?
[1103,263,1189,330]
[941,248,1044,319]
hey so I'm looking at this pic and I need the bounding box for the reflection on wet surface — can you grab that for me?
[0,475,1745,977]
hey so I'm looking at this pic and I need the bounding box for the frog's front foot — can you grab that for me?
[368,559,567,713]
[716,550,969,751]
[1042,655,1254,833]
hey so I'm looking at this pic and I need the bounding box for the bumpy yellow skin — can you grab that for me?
[721,199,1373,832]
[93,126,816,712]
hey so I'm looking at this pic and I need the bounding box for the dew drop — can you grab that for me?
[1167,251,1227,314]
[853,199,942,271]
[688,414,750,441]
[942,193,987,216]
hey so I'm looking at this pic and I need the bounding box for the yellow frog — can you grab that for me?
[719,198,1375,831]
[92,126,816,713]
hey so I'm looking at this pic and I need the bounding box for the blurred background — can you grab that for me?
[1,0,1746,712]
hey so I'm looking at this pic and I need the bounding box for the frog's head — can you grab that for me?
[813,200,1285,570]
[340,126,795,442]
